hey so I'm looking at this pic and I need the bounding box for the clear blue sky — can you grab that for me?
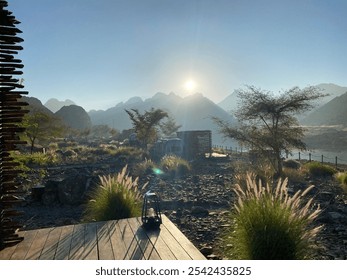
[8,0,347,111]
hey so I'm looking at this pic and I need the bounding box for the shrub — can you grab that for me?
[160,155,191,177]
[85,165,146,222]
[222,173,322,260]
[282,167,305,184]
[283,159,301,170]
[304,162,337,177]
[335,172,347,193]
[12,151,59,166]
[133,158,156,176]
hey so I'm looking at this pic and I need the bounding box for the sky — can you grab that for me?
[7,0,347,111]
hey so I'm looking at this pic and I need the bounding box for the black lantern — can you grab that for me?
[141,191,162,229]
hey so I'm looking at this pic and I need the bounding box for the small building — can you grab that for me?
[176,130,212,160]
[151,130,212,160]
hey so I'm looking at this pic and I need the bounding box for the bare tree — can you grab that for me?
[214,86,326,175]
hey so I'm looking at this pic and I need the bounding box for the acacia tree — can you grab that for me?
[214,86,326,176]
[22,110,65,153]
[125,108,168,149]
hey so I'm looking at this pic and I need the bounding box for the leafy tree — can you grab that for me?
[125,108,168,149]
[214,86,325,176]
[22,110,65,153]
[160,115,181,137]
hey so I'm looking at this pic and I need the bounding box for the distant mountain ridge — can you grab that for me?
[24,83,347,144]
[218,83,347,113]
[89,92,236,146]
[302,91,347,127]
[21,97,91,131]
[44,98,76,113]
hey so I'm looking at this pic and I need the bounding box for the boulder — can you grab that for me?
[191,206,209,217]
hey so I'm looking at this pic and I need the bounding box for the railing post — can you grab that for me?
[298,151,301,161]
[309,153,311,162]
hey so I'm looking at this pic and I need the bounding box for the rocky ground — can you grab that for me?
[15,157,347,260]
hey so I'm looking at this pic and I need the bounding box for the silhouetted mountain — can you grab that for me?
[55,105,92,130]
[89,92,236,145]
[302,91,347,127]
[22,96,55,116]
[44,98,76,113]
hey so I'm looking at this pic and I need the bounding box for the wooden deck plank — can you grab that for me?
[108,220,129,260]
[83,222,98,260]
[117,218,144,260]
[127,217,161,260]
[97,221,114,260]
[55,224,74,260]
[39,226,63,260]
[0,243,18,260]
[156,221,192,260]
[25,227,51,260]
[68,224,85,260]
[137,218,176,260]
[10,230,36,260]
[161,215,205,260]
[0,215,206,260]
[0,231,25,260]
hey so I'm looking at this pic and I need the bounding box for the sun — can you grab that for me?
[183,79,197,92]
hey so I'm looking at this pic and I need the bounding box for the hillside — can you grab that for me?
[22,96,55,116]
[302,91,347,127]
[218,83,347,114]
[55,105,92,130]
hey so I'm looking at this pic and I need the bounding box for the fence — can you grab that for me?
[212,145,347,169]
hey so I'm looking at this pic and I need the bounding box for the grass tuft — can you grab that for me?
[85,165,146,222]
[222,173,322,260]
[160,155,191,177]
[335,172,347,193]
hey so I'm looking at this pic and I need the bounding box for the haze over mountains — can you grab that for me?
[89,92,236,146]
[44,98,76,113]
[23,83,347,146]
[218,83,347,113]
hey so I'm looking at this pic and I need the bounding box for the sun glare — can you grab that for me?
[184,79,197,91]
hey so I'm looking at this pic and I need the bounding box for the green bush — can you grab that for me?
[12,151,59,166]
[133,158,156,176]
[304,162,337,177]
[160,155,191,177]
[282,167,305,184]
[85,165,146,222]
[222,173,322,260]
[335,172,347,192]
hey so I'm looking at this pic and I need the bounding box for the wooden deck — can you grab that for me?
[0,215,206,260]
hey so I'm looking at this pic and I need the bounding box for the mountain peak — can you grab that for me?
[124,96,143,105]
[44,98,76,113]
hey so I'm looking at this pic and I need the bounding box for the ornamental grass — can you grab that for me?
[222,173,322,260]
[85,165,146,222]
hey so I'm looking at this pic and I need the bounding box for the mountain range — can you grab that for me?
[21,83,347,146]
[218,83,347,113]
[89,92,237,146]
[22,96,91,131]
